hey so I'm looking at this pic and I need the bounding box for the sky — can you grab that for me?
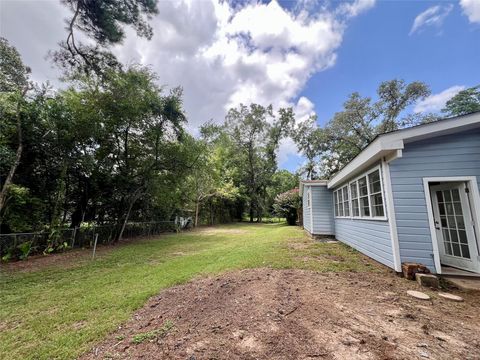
[1,0,479,172]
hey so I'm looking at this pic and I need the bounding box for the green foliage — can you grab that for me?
[442,86,480,117]
[309,79,431,177]
[0,223,378,360]
[0,37,30,92]
[53,0,158,77]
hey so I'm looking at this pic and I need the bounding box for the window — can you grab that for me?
[350,182,359,217]
[334,185,350,217]
[334,166,386,220]
[306,189,311,208]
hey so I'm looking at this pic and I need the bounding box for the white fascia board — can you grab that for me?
[328,140,403,189]
[300,181,328,195]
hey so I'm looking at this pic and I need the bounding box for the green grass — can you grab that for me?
[0,223,377,359]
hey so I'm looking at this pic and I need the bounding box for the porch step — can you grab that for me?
[441,276,480,291]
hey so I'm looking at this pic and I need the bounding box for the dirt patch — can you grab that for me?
[81,268,480,360]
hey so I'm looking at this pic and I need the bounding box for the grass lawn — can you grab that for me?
[0,223,378,360]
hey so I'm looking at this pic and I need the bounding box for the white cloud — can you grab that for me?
[409,4,453,35]
[1,0,375,170]
[460,0,480,23]
[414,85,465,113]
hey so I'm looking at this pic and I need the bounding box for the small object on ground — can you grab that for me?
[438,292,464,302]
[402,262,430,280]
[419,350,430,358]
[415,273,439,289]
[407,290,430,300]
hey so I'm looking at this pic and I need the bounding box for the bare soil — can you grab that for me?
[81,268,480,360]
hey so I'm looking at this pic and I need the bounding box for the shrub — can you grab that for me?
[273,188,301,225]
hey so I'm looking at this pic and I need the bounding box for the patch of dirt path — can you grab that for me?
[81,269,480,360]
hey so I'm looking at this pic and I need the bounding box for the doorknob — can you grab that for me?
[434,220,440,230]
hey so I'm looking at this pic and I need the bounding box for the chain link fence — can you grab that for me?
[0,221,178,261]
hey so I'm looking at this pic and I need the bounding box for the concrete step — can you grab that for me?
[441,276,480,291]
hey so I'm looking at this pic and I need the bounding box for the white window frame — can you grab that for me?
[306,189,311,209]
[333,185,350,218]
[334,165,387,221]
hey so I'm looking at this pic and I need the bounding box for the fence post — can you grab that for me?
[92,233,99,260]
[71,227,77,249]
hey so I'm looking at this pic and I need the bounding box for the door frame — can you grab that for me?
[423,176,480,274]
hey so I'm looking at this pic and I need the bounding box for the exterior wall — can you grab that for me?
[302,187,312,233]
[335,218,394,268]
[302,185,335,235]
[311,186,335,235]
[389,128,480,272]
[332,163,395,269]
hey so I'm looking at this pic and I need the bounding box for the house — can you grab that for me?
[300,111,480,275]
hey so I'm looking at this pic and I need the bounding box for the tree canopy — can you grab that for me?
[442,86,480,117]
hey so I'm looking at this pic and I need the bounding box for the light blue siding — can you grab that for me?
[331,163,395,269]
[302,185,335,235]
[335,218,394,268]
[311,186,335,235]
[389,128,480,272]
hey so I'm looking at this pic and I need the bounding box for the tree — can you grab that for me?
[442,86,480,117]
[53,0,158,76]
[225,104,294,222]
[320,79,431,176]
[0,38,31,214]
[291,115,324,180]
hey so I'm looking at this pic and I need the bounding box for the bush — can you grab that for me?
[273,188,301,225]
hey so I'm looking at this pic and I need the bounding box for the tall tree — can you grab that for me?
[225,104,293,222]
[291,115,324,180]
[442,86,480,117]
[0,38,31,214]
[320,79,431,176]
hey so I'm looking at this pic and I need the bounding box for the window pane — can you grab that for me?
[350,183,357,199]
[461,245,470,259]
[452,189,460,202]
[442,229,450,242]
[450,230,459,243]
[458,230,467,244]
[344,202,350,216]
[440,216,447,227]
[452,243,461,257]
[352,200,360,217]
[444,190,452,202]
[447,216,455,229]
[438,203,445,215]
[360,197,370,216]
[358,177,368,196]
[456,216,465,230]
[372,205,384,217]
[446,203,454,216]
[444,241,452,255]
[454,203,462,215]
[368,170,381,194]
[343,187,349,201]
[436,191,443,202]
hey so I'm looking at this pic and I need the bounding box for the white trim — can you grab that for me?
[333,165,388,221]
[382,158,401,272]
[309,189,314,234]
[423,176,480,274]
[299,180,328,195]
[328,112,480,189]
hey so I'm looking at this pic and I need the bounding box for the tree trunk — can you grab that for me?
[0,89,26,214]
[117,188,142,241]
[194,200,200,227]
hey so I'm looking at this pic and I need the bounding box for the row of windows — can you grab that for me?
[334,168,386,219]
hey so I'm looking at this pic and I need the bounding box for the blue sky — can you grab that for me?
[1,0,479,173]
[280,0,480,171]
